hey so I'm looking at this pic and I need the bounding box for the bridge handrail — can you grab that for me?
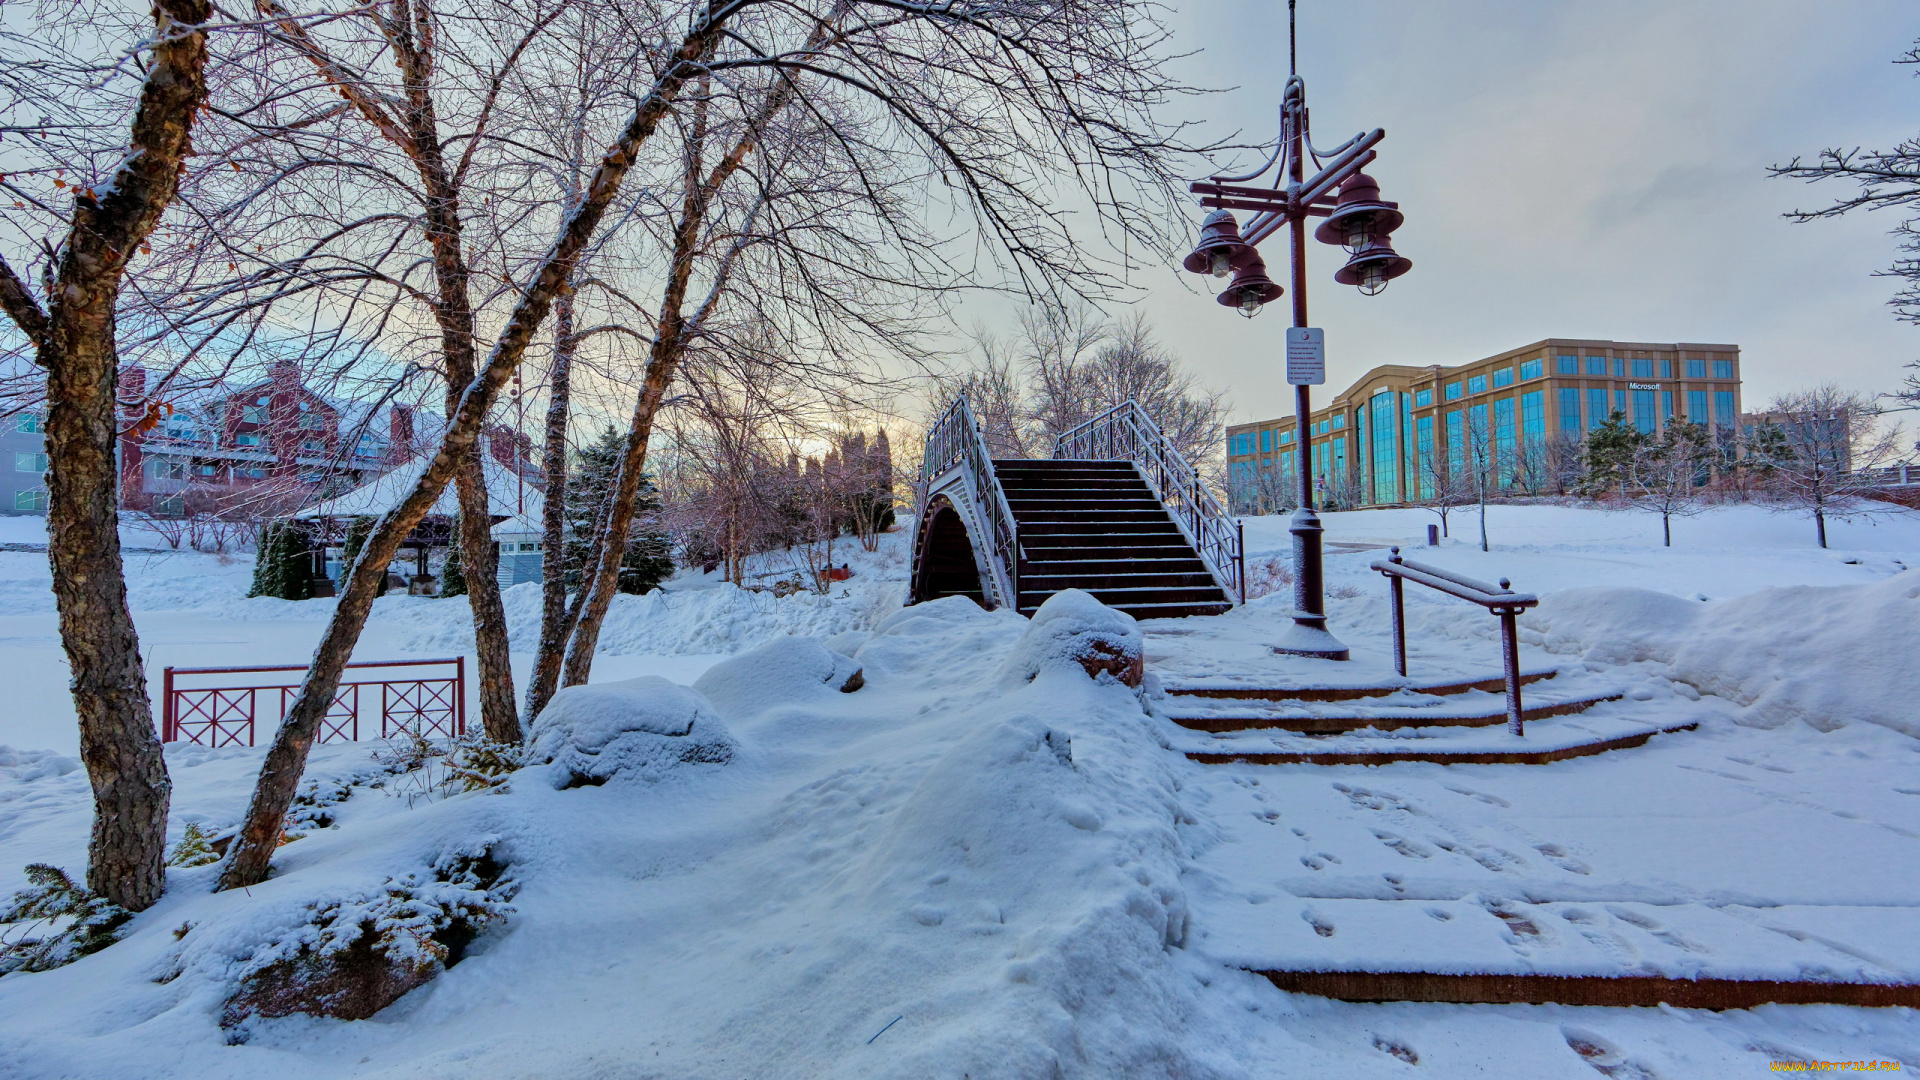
[920,394,1022,608]
[1053,401,1245,604]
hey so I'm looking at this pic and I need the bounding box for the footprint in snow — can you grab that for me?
[1536,842,1593,875]
[1444,785,1510,807]
[1371,1036,1418,1065]
[1299,852,1341,870]
[1301,910,1336,937]
[1563,1028,1665,1080]
[1372,830,1433,859]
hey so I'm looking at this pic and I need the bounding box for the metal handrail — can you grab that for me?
[1053,400,1245,604]
[1369,546,1538,735]
[919,394,1024,610]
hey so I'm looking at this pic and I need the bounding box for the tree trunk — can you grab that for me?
[1663,513,1671,547]
[219,20,728,891]
[0,0,212,912]
[523,285,577,725]
[1815,506,1828,549]
[452,446,518,743]
[46,334,173,912]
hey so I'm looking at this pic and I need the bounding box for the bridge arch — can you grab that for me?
[909,494,991,608]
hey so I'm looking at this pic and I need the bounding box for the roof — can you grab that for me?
[293,453,544,523]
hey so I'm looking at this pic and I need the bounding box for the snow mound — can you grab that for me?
[526,676,737,787]
[999,589,1143,687]
[0,746,80,783]
[1526,570,1920,736]
[691,637,864,723]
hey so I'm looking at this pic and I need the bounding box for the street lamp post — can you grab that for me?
[1181,11,1411,661]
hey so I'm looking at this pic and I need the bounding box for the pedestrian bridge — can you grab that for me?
[910,398,1244,620]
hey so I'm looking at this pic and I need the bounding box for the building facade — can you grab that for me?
[1224,338,1742,513]
[3,361,535,516]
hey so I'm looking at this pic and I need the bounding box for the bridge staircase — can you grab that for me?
[911,398,1243,619]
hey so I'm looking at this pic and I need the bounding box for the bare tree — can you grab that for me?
[0,0,216,911]
[1749,386,1905,548]
[1414,445,1474,539]
[1623,419,1714,547]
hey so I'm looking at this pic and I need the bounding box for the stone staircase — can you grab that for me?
[998,459,1233,620]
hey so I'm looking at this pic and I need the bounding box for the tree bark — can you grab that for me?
[0,0,212,912]
[522,283,576,725]
[219,12,730,892]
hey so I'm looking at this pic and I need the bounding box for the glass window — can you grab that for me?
[236,433,263,447]
[1613,358,1626,378]
[1659,359,1673,379]
[1661,391,1673,424]
[1586,357,1607,376]
[1556,355,1579,375]
[298,414,327,430]
[1631,388,1657,433]
[1685,358,1706,378]
[1558,387,1582,434]
[1631,358,1654,378]
[1467,375,1487,395]
[1491,368,1514,388]
[1687,389,1708,421]
[1714,390,1736,429]
[1520,389,1544,439]
[14,412,40,434]
[1369,392,1398,504]
[1615,389,1627,415]
[237,466,266,478]
[13,488,46,512]
[1332,414,1346,430]
[1279,429,1293,445]
[1446,410,1464,471]
[1518,358,1543,381]
[14,451,47,473]
[241,405,268,423]
[1415,414,1435,499]
[1260,430,1272,454]
[1414,388,1433,408]
[1444,381,1462,401]
[1493,398,1516,477]
[300,439,325,453]
[1713,359,1734,379]
[196,463,218,477]
[1589,388,1610,427]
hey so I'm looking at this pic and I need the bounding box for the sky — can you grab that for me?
[1082,0,1920,428]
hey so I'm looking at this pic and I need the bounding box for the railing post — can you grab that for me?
[456,655,467,738]
[1388,547,1407,678]
[1499,592,1524,736]
[161,666,174,742]
[1236,520,1246,605]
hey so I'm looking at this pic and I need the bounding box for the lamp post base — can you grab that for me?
[1271,621,1351,661]
[1274,506,1350,660]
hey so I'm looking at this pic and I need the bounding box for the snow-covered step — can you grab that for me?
[1162,668,1561,703]
[1161,686,1627,734]
[1176,711,1697,766]
[1196,894,1920,1008]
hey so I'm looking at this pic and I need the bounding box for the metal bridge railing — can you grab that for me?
[919,394,1024,608]
[1053,401,1245,604]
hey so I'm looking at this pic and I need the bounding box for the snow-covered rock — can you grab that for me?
[691,636,865,723]
[999,589,1144,688]
[525,676,736,787]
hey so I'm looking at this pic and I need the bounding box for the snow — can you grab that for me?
[1,503,1918,1077]
[997,587,1143,686]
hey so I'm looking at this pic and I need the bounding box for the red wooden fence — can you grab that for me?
[160,658,466,746]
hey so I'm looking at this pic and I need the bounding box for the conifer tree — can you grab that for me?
[564,428,673,594]
[248,520,315,601]
[440,514,468,597]
[1580,411,1645,497]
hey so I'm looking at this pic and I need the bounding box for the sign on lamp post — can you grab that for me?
[1286,327,1325,386]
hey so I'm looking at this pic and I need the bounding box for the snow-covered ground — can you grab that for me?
[0,502,1916,1077]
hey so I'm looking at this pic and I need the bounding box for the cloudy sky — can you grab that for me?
[1105,0,1920,427]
